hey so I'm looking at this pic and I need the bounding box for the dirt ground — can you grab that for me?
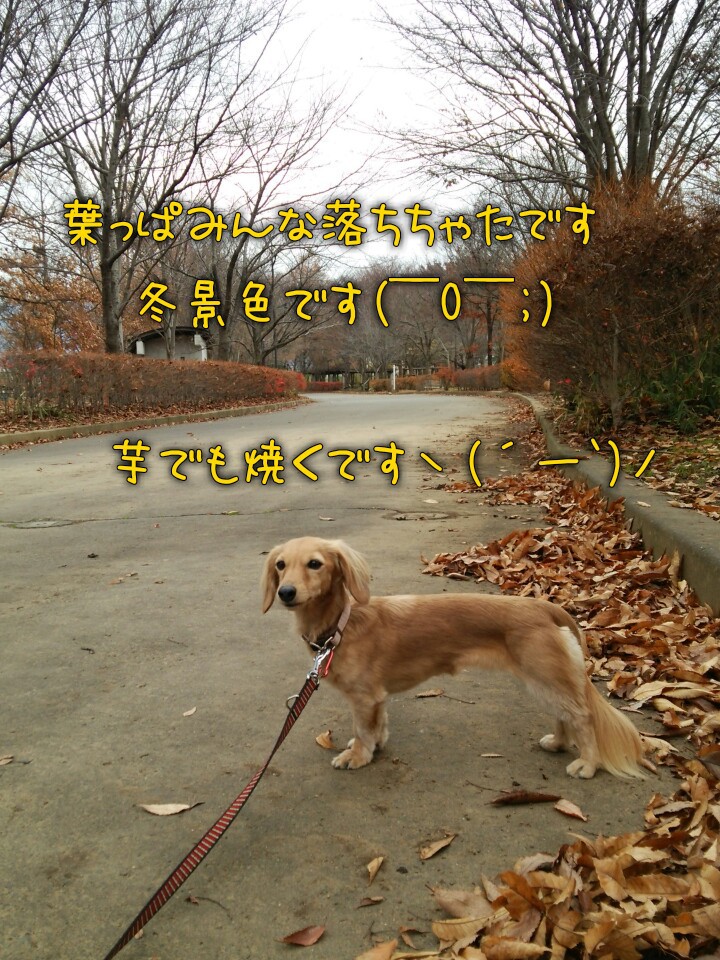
[0,392,673,960]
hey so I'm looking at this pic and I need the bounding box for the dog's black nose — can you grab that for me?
[278,585,297,604]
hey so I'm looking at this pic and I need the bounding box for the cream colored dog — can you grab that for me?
[261,537,648,779]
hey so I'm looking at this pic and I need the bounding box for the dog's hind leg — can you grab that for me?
[517,625,600,777]
[562,705,601,778]
[539,719,569,753]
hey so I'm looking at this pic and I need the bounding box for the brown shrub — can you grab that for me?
[501,182,720,428]
[453,366,502,390]
[306,380,342,392]
[1,352,304,420]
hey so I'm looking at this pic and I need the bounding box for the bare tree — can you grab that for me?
[442,243,513,367]
[191,87,348,363]
[0,0,101,219]
[336,261,407,382]
[387,0,720,198]
[227,239,333,366]
[37,0,288,353]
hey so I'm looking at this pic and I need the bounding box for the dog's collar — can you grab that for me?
[302,602,352,653]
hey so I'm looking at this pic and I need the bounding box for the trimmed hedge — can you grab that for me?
[395,374,433,391]
[1,352,305,419]
[453,366,502,391]
[429,365,503,391]
[306,380,343,392]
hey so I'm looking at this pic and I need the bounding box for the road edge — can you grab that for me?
[516,392,720,615]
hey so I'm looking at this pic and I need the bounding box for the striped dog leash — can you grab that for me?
[102,640,338,959]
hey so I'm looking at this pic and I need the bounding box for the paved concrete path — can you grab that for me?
[1,394,669,960]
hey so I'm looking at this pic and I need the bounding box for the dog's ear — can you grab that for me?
[333,541,371,604]
[261,546,281,613]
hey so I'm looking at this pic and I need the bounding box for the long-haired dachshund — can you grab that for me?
[261,537,649,779]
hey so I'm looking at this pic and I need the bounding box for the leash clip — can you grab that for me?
[309,642,335,681]
[286,643,335,708]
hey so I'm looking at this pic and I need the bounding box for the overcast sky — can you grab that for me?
[270,0,460,266]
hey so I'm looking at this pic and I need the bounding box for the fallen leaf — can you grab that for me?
[668,549,682,585]
[399,926,422,948]
[277,925,325,946]
[431,885,493,919]
[420,833,456,860]
[367,855,384,884]
[315,730,336,750]
[637,501,651,508]
[319,516,335,521]
[357,896,384,908]
[353,940,397,960]
[416,688,444,698]
[423,498,439,503]
[183,707,197,717]
[0,755,13,766]
[138,802,203,816]
[481,753,504,758]
[698,743,720,776]
[482,936,549,959]
[491,790,561,806]
[554,798,588,821]
[432,917,489,942]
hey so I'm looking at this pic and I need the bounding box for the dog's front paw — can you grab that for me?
[331,746,373,770]
[566,757,597,779]
[539,733,566,753]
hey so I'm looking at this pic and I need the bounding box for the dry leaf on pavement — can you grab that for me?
[430,885,494,919]
[491,790,561,806]
[366,856,384,884]
[138,802,203,816]
[554,798,588,821]
[420,833,457,860]
[277,925,325,945]
[315,730,336,750]
[353,939,398,960]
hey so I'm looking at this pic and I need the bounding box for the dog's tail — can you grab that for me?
[586,677,650,778]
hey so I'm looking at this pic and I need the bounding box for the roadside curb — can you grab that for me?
[0,398,308,447]
[517,393,720,615]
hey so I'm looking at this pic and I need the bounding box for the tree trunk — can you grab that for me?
[609,314,623,429]
[486,294,494,366]
[100,248,123,353]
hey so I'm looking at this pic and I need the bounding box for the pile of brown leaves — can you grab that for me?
[551,408,720,521]
[419,471,719,959]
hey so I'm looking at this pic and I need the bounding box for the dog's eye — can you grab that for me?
[307,559,323,570]
[275,560,285,570]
